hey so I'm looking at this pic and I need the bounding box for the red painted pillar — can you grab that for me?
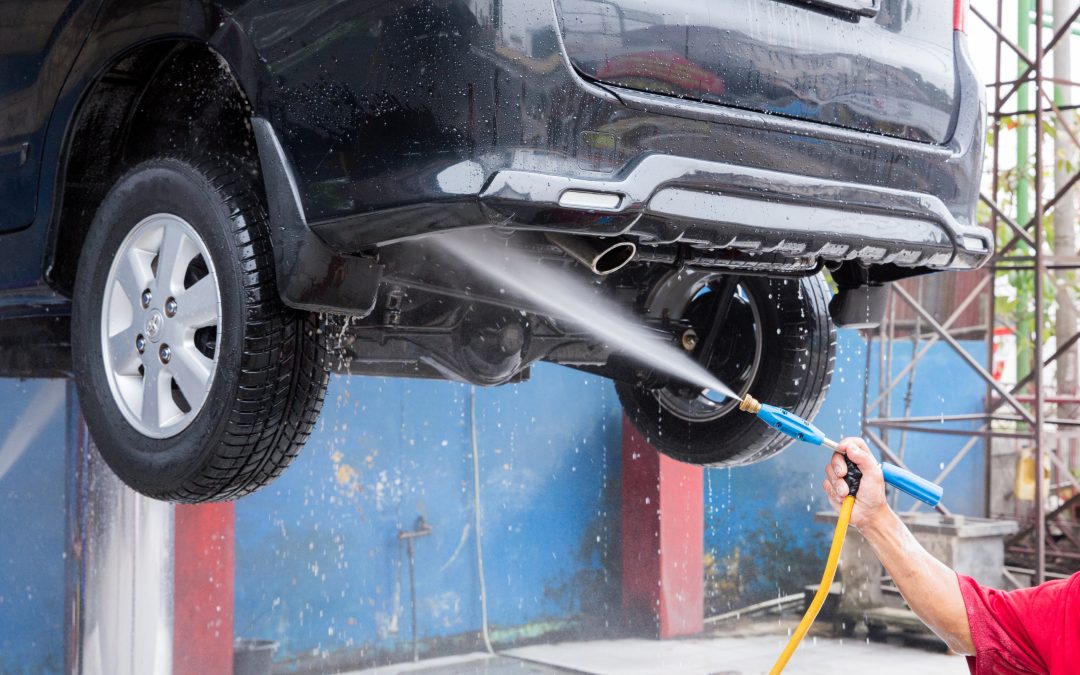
[621,416,704,638]
[174,503,235,675]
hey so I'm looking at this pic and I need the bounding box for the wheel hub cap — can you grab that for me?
[656,279,763,423]
[101,213,222,439]
[144,309,164,342]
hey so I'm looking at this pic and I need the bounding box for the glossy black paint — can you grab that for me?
[555,0,957,144]
[0,0,987,314]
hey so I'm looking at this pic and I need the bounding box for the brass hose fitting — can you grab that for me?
[738,393,761,414]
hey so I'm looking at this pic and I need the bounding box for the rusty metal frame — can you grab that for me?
[862,0,1080,583]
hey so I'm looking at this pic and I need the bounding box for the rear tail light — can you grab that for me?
[954,0,968,32]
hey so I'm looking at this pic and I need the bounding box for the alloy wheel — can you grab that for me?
[100,213,221,438]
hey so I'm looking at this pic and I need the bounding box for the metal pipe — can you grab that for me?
[78,424,174,675]
[990,0,1004,522]
[892,285,1034,424]
[704,593,804,623]
[545,233,636,275]
[1017,0,1034,382]
[399,517,432,662]
[1034,0,1047,585]
[991,3,1080,108]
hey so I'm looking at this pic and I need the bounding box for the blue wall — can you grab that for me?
[0,380,69,675]
[236,332,991,664]
[234,365,623,669]
[704,331,988,609]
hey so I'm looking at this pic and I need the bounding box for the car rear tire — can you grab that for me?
[616,273,835,466]
[71,156,330,502]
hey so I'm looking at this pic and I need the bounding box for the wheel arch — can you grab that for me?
[44,28,383,316]
[45,36,262,295]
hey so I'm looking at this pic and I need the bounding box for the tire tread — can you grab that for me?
[170,158,329,503]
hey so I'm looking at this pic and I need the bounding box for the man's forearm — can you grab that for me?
[858,507,975,655]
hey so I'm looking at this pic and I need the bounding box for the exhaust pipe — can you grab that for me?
[545,233,637,275]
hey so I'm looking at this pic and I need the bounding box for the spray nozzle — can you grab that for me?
[740,394,827,445]
[738,393,761,414]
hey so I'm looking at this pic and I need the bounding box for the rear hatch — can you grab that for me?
[554,0,958,144]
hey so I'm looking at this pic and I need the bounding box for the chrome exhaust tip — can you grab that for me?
[545,233,637,275]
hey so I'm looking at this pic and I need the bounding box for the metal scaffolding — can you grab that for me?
[862,0,1080,584]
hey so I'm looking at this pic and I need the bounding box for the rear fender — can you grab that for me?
[37,0,274,288]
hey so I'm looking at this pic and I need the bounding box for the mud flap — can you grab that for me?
[251,117,383,316]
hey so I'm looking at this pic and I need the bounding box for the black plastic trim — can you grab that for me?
[802,0,878,18]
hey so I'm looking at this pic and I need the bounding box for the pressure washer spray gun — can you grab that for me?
[738,394,944,507]
[737,393,944,674]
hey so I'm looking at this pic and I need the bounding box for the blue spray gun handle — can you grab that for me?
[744,398,943,507]
[880,462,943,508]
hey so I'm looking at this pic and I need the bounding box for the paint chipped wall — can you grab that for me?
[235,333,990,668]
[233,364,623,670]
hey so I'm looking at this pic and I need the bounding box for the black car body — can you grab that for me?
[0,0,988,501]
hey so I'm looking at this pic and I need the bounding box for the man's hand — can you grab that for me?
[821,437,888,530]
[822,437,975,655]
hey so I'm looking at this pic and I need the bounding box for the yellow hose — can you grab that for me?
[769,495,855,674]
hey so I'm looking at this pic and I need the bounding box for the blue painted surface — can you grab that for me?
[0,379,69,675]
[705,331,988,607]
[234,365,623,667]
[237,332,990,661]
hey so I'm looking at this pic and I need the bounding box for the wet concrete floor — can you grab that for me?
[343,633,964,675]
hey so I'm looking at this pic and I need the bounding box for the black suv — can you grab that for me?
[0,0,988,502]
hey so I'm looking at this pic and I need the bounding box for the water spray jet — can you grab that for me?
[437,230,945,672]
[435,231,740,400]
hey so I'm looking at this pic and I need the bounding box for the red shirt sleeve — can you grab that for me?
[957,571,1080,674]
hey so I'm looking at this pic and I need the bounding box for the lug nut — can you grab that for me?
[681,329,699,352]
[135,334,146,353]
[140,289,152,309]
[165,297,177,317]
[159,344,171,364]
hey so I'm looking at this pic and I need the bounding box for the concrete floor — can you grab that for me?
[505,635,966,674]
[344,634,967,675]
[343,653,575,675]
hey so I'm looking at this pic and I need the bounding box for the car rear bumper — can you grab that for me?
[304,32,987,276]
[478,151,992,271]
[472,29,989,273]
